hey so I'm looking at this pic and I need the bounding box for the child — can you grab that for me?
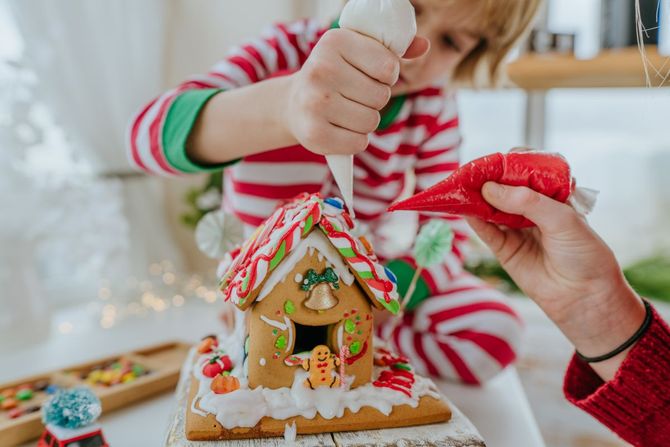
[128,0,541,385]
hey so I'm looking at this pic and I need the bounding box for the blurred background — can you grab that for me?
[0,1,668,446]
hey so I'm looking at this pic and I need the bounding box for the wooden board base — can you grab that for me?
[185,376,452,441]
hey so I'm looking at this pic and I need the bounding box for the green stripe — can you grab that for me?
[163,89,240,173]
[358,271,374,279]
[270,241,287,270]
[339,247,356,258]
[303,214,314,236]
[384,259,431,312]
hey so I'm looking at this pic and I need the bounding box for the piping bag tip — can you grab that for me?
[326,154,355,218]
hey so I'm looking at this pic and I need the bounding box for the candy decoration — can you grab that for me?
[220,194,400,313]
[1,388,15,398]
[349,341,362,356]
[275,335,287,350]
[300,268,340,291]
[42,388,101,429]
[210,374,240,394]
[195,210,244,259]
[16,388,33,401]
[339,345,350,389]
[202,355,233,378]
[198,335,219,354]
[45,384,60,395]
[344,319,356,334]
[284,300,296,315]
[8,408,23,419]
[1,398,17,410]
[389,151,597,228]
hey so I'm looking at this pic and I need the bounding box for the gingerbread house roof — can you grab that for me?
[219,193,400,314]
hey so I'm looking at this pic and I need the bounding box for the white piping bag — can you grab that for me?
[329,0,418,217]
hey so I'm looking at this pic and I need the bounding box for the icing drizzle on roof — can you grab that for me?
[219,193,399,313]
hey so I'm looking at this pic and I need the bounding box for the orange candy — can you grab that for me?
[1,388,15,399]
[1,398,18,410]
[210,374,240,394]
[198,337,218,354]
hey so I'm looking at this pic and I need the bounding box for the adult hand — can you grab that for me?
[467,182,645,380]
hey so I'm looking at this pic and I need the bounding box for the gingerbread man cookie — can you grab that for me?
[301,345,341,389]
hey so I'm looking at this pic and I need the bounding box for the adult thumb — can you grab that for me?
[402,36,430,59]
[482,182,577,234]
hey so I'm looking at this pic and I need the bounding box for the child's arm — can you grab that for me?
[128,20,422,175]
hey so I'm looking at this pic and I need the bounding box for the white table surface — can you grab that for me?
[0,303,545,447]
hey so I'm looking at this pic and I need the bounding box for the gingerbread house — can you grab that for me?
[219,193,400,390]
[185,193,451,440]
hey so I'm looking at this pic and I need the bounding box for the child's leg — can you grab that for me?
[380,258,523,385]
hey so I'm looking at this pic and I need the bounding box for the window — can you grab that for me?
[292,322,331,354]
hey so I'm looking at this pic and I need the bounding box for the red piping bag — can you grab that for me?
[389,151,597,229]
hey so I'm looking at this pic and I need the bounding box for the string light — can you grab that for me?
[95,260,220,328]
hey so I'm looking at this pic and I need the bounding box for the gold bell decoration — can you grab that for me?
[301,268,340,311]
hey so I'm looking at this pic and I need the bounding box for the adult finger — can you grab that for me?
[482,182,580,235]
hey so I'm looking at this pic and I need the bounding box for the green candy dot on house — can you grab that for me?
[344,319,356,334]
[284,300,296,315]
[349,341,362,355]
[275,335,287,350]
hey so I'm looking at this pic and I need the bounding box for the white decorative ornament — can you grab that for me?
[326,0,418,218]
[195,210,244,259]
[339,0,418,56]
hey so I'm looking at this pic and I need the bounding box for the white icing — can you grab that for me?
[259,358,266,366]
[340,0,417,56]
[191,333,442,430]
[260,315,288,331]
[326,155,355,219]
[284,316,294,353]
[257,231,356,301]
[294,273,303,283]
[337,324,344,351]
[284,421,297,443]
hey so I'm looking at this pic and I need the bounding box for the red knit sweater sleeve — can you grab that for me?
[563,305,670,446]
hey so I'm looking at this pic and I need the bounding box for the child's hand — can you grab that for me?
[284,29,428,156]
[468,182,645,380]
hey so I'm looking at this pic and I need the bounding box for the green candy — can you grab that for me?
[0,395,5,403]
[131,365,145,376]
[16,389,33,401]
[284,300,296,315]
[349,341,362,355]
[344,319,356,334]
[275,335,287,350]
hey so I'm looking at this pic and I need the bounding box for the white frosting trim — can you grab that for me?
[257,231,355,301]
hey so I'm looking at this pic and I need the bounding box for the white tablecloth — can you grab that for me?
[0,303,545,447]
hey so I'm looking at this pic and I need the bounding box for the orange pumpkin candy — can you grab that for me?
[210,374,240,394]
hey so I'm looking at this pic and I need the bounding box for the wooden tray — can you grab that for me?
[0,341,191,446]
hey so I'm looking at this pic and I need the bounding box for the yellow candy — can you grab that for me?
[121,372,136,383]
[100,371,114,384]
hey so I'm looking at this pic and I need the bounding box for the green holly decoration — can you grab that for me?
[301,268,340,291]
[272,329,278,336]
[284,300,296,315]
[393,363,412,371]
[275,335,287,350]
[349,341,362,355]
[344,319,356,334]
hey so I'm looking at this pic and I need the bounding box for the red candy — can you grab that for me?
[202,355,233,378]
[389,151,575,229]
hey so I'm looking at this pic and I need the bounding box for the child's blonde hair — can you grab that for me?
[448,0,543,87]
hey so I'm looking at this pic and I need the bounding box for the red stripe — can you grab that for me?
[415,162,460,175]
[427,117,460,135]
[351,208,384,221]
[208,71,238,86]
[353,189,396,204]
[267,36,288,71]
[428,302,521,330]
[242,44,268,74]
[129,100,154,172]
[433,337,480,384]
[228,56,259,83]
[277,23,308,66]
[418,146,458,160]
[365,143,417,161]
[232,180,322,200]
[234,210,267,227]
[412,333,440,376]
[411,87,443,97]
[148,95,179,174]
[452,330,517,367]
[244,146,325,163]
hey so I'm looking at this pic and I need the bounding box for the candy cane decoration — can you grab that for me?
[339,345,350,389]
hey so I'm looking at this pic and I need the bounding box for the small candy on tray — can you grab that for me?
[389,150,598,229]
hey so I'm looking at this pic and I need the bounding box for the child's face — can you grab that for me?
[393,0,484,95]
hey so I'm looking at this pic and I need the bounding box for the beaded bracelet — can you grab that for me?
[576,300,653,364]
